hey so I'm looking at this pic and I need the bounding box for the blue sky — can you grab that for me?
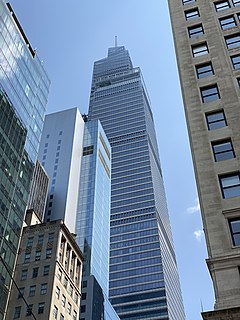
[10,0,214,318]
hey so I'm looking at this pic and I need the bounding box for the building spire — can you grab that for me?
[115,36,118,47]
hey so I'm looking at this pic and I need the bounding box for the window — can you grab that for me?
[237,77,240,86]
[206,111,227,130]
[62,295,66,307]
[219,15,236,29]
[50,193,54,199]
[56,287,60,299]
[82,292,87,300]
[24,253,30,263]
[214,0,230,11]
[58,269,62,280]
[35,250,41,261]
[43,265,50,276]
[201,84,220,102]
[69,285,73,297]
[185,8,200,20]
[67,303,72,315]
[83,145,94,156]
[38,234,44,245]
[14,306,21,318]
[73,311,77,320]
[57,146,61,151]
[59,131,63,135]
[53,306,58,319]
[233,0,240,6]
[46,248,52,259]
[58,140,61,144]
[38,303,45,314]
[47,210,51,216]
[18,287,24,299]
[74,293,79,305]
[192,43,209,57]
[21,269,27,280]
[219,173,240,198]
[82,280,87,288]
[229,218,240,246]
[55,158,59,164]
[188,24,204,38]
[26,305,33,316]
[32,267,38,278]
[212,139,235,161]
[225,33,240,49]
[60,314,64,320]
[45,143,48,147]
[64,276,68,288]
[231,54,240,69]
[49,201,53,207]
[80,305,86,313]
[29,285,36,297]
[40,283,47,295]
[27,237,33,247]
[196,62,214,78]
[183,0,196,4]
[48,232,54,242]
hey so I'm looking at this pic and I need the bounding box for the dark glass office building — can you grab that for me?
[0,2,50,319]
[88,46,185,320]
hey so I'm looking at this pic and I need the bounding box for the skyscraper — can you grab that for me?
[167,0,240,319]
[0,2,50,318]
[38,108,84,232]
[76,119,119,320]
[88,46,185,320]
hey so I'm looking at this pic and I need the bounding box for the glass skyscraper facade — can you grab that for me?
[76,119,119,320]
[88,46,185,320]
[0,2,49,318]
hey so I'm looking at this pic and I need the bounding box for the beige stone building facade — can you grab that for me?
[6,212,83,320]
[167,0,240,319]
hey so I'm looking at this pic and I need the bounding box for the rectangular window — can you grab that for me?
[40,283,47,295]
[212,139,235,161]
[53,306,58,319]
[229,218,240,246]
[83,145,94,156]
[26,305,33,317]
[38,303,45,314]
[43,265,50,276]
[196,62,214,78]
[183,0,196,4]
[60,314,64,320]
[69,285,73,297]
[48,232,54,242]
[56,286,60,299]
[64,276,68,288]
[233,0,240,6]
[188,24,204,38]
[219,15,236,29]
[32,267,38,278]
[21,269,27,281]
[62,295,66,307]
[35,250,41,261]
[46,248,52,259]
[214,0,230,11]
[24,253,30,263]
[58,269,62,280]
[29,285,36,297]
[38,234,44,245]
[185,8,200,20]
[231,54,240,69]
[14,306,21,318]
[225,33,240,49]
[73,311,77,320]
[82,292,87,300]
[74,293,79,305]
[27,237,33,247]
[206,111,227,130]
[67,303,72,315]
[200,84,220,103]
[18,288,24,299]
[80,305,86,313]
[219,173,240,198]
[192,43,209,57]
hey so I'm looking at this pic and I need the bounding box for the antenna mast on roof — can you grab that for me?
[115,36,118,47]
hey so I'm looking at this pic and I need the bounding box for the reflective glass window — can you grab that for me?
[229,218,240,246]
[219,15,236,29]
[185,8,200,20]
[192,43,209,57]
[196,62,214,78]
[200,84,220,103]
[206,111,227,130]
[225,34,240,49]
[214,0,230,11]
[219,173,240,198]
[212,139,235,161]
[188,24,204,38]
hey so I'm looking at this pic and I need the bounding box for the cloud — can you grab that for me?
[194,229,204,242]
[187,198,200,214]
